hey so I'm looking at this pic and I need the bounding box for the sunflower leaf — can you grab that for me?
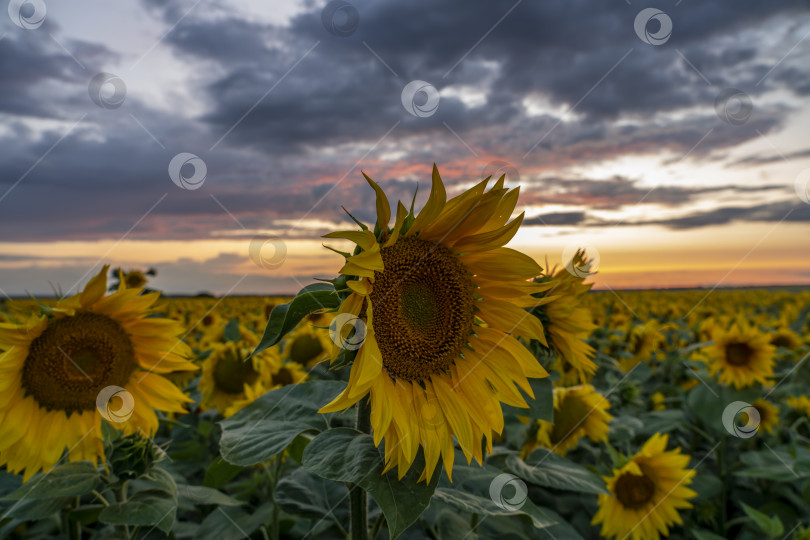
[252,283,340,357]
[302,427,438,539]
[432,453,558,529]
[505,449,608,495]
[219,380,345,466]
[275,467,349,524]
[2,461,101,501]
[98,489,177,533]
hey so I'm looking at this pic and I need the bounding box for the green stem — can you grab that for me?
[271,455,283,540]
[470,513,479,533]
[369,512,385,540]
[118,480,130,538]
[91,489,110,507]
[350,398,371,540]
[717,439,728,535]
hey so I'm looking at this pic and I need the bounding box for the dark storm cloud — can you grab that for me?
[630,200,810,229]
[0,0,809,246]
[523,211,588,227]
[732,147,810,166]
[521,175,787,210]
[524,200,810,230]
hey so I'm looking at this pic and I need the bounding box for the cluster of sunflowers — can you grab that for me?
[1,167,809,539]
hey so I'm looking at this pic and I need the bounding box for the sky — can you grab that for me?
[0,0,809,296]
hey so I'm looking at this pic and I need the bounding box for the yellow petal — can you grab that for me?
[323,230,378,250]
[363,172,391,232]
[408,164,447,236]
[80,265,110,308]
[453,213,524,253]
[346,279,372,296]
[384,202,409,247]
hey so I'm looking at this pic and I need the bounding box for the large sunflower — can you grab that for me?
[0,266,196,481]
[705,322,775,389]
[592,432,697,540]
[318,166,552,482]
[526,384,611,456]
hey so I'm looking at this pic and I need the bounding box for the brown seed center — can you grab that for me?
[726,342,753,366]
[369,238,475,382]
[615,470,656,509]
[22,312,137,413]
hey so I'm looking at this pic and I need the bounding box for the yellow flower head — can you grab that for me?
[318,166,551,482]
[531,384,611,456]
[705,321,775,389]
[0,266,197,481]
[592,433,697,540]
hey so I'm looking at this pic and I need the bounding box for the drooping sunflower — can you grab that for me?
[705,322,775,389]
[0,266,197,481]
[199,341,279,415]
[318,166,552,481]
[223,360,308,417]
[592,433,697,540]
[526,384,611,456]
[532,251,597,385]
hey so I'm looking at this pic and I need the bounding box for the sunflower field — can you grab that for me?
[1,169,810,540]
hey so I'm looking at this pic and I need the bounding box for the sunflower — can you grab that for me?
[770,326,802,351]
[532,251,597,385]
[592,433,697,540]
[223,360,308,417]
[748,398,779,433]
[199,341,279,415]
[705,322,775,389]
[282,323,332,366]
[318,166,552,482]
[527,384,611,456]
[786,395,810,417]
[0,266,196,481]
[123,270,148,289]
[620,320,669,372]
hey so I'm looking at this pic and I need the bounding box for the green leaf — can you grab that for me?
[638,409,685,435]
[275,467,348,523]
[69,504,105,525]
[3,461,100,500]
[506,448,608,495]
[1,496,73,521]
[139,466,177,497]
[502,377,553,422]
[302,428,438,539]
[197,502,273,540]
[741,502,784,537]
[219,380,344,466]
[177,484,242,507]
[223,317,241,343]
[737,448,809,481]
[253,283,340,356]
[432,455,558,530]
[693,530,728,540]
[204,456,243,489]
[99,489,177,533]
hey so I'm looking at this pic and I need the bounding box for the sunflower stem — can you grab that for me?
[350,398,371,540]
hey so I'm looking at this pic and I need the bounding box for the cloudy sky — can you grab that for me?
[1,0,809,296]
